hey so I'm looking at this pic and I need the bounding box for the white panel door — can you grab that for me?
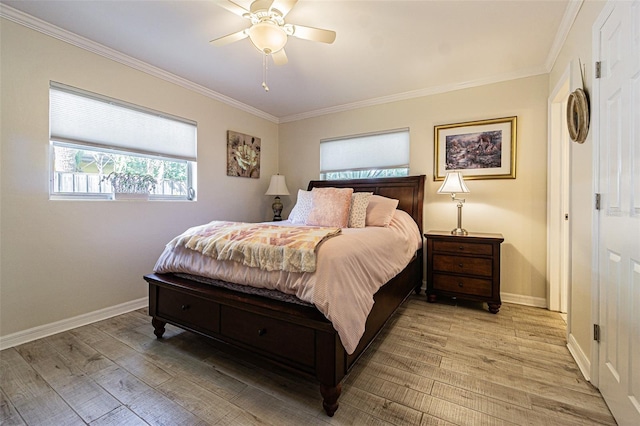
[597,1,640,424]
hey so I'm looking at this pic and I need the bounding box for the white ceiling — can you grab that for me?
[1,0,577,122]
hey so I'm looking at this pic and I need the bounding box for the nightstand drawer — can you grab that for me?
[433,273,493,297]
[433,240,493,256]
[433,254,493,277]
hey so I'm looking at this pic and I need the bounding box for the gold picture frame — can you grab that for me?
[434,116,517,180]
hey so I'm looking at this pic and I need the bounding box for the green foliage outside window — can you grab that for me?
[52,144,190,197]
[321,168,409,181]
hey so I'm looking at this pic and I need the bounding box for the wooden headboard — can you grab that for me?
[307,175,425,233]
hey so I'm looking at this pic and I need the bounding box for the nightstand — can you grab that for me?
[424,231,504,313]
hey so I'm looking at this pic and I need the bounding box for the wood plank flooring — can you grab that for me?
[0,296,616,425]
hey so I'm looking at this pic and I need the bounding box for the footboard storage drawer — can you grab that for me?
[220,306,315,368]
[156,286,220,334]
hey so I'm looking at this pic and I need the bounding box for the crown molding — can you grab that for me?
[0,4,279,124]
[281,0,584,124]
[2,2,583,125]
[279,66,549,123]
[544,0,584,72]
[277,0,585,124]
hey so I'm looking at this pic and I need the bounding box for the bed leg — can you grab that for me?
[319,383,341,417]
[151,318,166,338]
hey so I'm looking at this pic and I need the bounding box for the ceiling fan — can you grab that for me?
[210,0,336,66]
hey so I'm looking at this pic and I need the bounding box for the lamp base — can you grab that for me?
[271,196,283,222]
[451,201,468,235]
[451,227,468,236]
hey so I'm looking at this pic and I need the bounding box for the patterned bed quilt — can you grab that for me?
[167,221,341,273]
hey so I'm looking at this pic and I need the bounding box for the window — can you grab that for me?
[49,82,197,200]
[320,129,410,180]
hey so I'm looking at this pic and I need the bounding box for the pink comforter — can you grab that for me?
[153,209,421,354]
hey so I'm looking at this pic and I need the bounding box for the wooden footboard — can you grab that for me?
[145,175,425,415]
[146,251,421,416]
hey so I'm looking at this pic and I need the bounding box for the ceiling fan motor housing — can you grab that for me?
[244,0,290,53]
[247,22,288,54]
[210,0,336,67]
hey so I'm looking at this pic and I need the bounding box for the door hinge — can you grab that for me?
[595,61,601,79]
[594,324,601,342]
[595,193,601,210]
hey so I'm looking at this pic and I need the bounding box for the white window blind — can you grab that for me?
[320,129,410,174]
[50,82,197,161]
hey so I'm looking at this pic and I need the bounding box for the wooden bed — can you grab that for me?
[144,175,425,416]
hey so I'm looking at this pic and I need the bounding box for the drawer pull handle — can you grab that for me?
[257,328,267,336]
[458,282,464,288]
[458,246,464,250]
[181,304,190,311]
[458,263,464,268]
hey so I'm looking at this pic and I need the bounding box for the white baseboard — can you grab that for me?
[567,332,592,381]
[418,287,546,308]
[0,291,547,350]
[0,297,148,351]
[501,292,547,308]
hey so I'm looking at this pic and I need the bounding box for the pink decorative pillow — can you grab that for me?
[348,192,373,228]
[288,190,313,224]
[306,187,354,228]
[366,195,399,227]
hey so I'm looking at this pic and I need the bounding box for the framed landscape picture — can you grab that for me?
[434,116,517,180]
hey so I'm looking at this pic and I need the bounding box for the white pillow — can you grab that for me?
[288,190,313,224]
[348,192,373,228]
[366,195,399,227]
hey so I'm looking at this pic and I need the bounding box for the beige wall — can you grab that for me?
[549,0,606,372]
[1,2,607,355]
[0,20,279,337]
[279,74,550,302]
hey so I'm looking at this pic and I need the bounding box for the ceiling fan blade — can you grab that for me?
[210,30,248,46]
[291,25,336,44]
[269,0,297,17]
[216,0,250,17]
[271,48,288,65]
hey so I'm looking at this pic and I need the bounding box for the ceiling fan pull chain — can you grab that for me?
[262,53,270,92]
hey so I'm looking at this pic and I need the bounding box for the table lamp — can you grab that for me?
[265,174,290,221]
[437,171,470,235]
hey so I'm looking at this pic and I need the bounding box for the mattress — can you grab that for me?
[153,209,421,353]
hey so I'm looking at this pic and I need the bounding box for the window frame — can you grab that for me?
[49,141,196,201]
[319,128,410,180]
[49,82,197,201]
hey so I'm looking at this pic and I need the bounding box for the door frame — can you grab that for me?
[547,65,572,316]
[590,0,616,389]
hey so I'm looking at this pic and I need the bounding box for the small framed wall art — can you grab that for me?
[434,116,517,180]
[227,130,261,178]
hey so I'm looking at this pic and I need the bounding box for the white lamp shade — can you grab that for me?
[248,22,288,54]
[437,171,470,194]
[265,175,290,196]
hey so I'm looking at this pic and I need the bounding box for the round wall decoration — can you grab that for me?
[566,88,590,143]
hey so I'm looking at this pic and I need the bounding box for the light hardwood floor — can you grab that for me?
[1,296,616,425]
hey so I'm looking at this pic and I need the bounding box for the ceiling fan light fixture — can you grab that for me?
[248,21,287,54]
